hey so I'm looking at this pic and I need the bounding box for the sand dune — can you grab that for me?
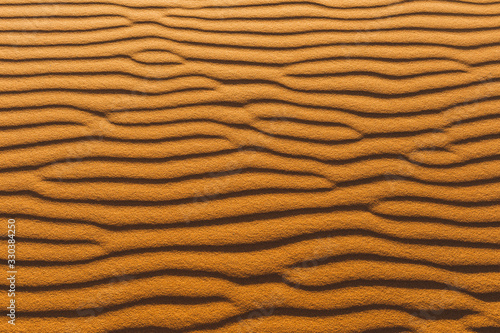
[0,0,499,332]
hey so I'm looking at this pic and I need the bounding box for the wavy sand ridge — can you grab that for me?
[0,0,499,332]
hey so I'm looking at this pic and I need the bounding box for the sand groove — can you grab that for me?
[0,0,499,332]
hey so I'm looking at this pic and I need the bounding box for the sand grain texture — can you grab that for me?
[0,0,499,332]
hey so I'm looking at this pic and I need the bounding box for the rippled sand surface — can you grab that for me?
[0,0,499,332]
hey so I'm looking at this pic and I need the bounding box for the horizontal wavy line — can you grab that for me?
[15,252,500,293]
[0,117,461,153]
[16,228,500,266]
[3,11,499,22]
[286,264,500,294]
[153,19,500,34]
[26,168,500,204]
[371,200,500,223]
[0,0,500,10]
[370,209,500,228]
[473,328,500,333]
[453,132,500,145]
[42,164,500,188]
[0,14,125,19]
[42,167,326,184]
[6,154,500,200]
[0,69,469,82]
[0,182,334,205]
[3,11,499,27]
[6,10,500,33]
[165,11,500,21]
[0,86,213,96]
[301,286,499,304]
[0,121,82,130]
[2,41,500,73]
[9,207,500,260]
[212,0,500,8]
[13,280,497,320]
[0,53,184,66]
[0,2,172,9]
[14,229,500,268]
[449,113,500,127]
[219,79,500,99]
[166,0,500,10]
[3,129,500,182]
[255,110,500,134]
[30,174,332,202]
[0,103,108,116]
[16,306,478,333]
[0,124,446,154]
[20,265,499,312]
[0,25,130,33]
[44,94,500,119]
[0,54,472,67]
[2,130,498,175]
[4,144,500,183]
[9,18,500,35]
[18,295,227,318]
[286,69,467,79]
[1,76,499,101]
[2,237,97,245]
[0,189,497,236]
[0,94,496,135]
[17,293,481,319]
[336,174,500,188]
[5,117,361,145]
[15,219,500,260]
[177,310,492,333]
[3,34,500,50]
[156,55,497,68]
[3,0,500,10]
[0,134,225,153]
[106,97,500,130]
[376,195,500,208]
[108,315,461,333]
[4,202,499,248]
[247,94,500,117]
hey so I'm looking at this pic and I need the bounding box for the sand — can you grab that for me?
[0,0,499,332]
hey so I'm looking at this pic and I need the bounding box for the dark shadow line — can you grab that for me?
[286,69,466,79]
[0,86,213,96]
[0,134,225,153]
[377,195,500,207]
[17,296,227,318]
[0,54,472,67]
[452,132,500,145]
[0,121,82,130]
[0,184,334,206]
[115,19,500,34]
[20,301,478,323]
[16,253,500,293]
[4,34,500,50]
[370,211,500,227]
[0,236,97,245]
[0,69,468,82]
[12,227,500,267]
[166,11,500,21]
[189,0,500,10]
[448,113,500,126]
[337,174,500,188]
[43,167,328,184]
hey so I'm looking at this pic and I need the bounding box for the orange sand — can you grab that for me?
[0,0,499,332]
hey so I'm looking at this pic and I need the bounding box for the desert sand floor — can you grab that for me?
[0,0,499,332]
